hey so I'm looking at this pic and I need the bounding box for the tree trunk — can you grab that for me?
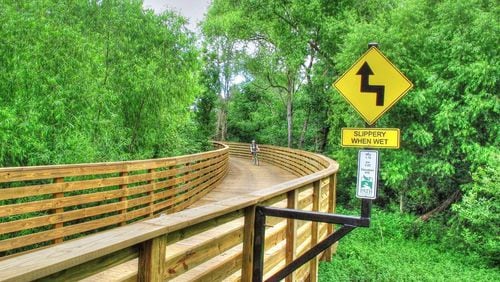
[298,109,310,149]
[221,109,227,141]
[418,190,461,221]
[215,107,227,141]
[319,125,329,152]
[399,193,404,213]
[286,96,293,148]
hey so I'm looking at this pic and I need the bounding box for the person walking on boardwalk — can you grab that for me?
[250,140,260,166]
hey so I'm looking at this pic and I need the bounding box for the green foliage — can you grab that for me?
[327,0,499,263]
[449,150,499,264]
[227,82,287,145]
[194,51,220,140]
[203,0,499,265]
[0,0,204,167]
[319,208,500,281]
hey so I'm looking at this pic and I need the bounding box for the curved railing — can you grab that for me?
[224,142,330,176]
[0,142,339,282]
[0,142,228,257]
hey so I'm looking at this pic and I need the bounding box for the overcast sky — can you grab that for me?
[143,0,211,31]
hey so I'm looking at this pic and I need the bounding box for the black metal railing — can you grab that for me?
[252,199,372,281]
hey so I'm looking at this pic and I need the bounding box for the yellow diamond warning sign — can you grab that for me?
[342,128,400,149]
[333,47,413,125]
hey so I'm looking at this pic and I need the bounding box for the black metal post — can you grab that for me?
[362,39,377,224]
[252,206,266,282]
[361,198,372,221]
[263,206,369,227]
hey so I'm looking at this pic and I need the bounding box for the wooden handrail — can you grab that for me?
[0,142,339,282]
[0,142,229,257]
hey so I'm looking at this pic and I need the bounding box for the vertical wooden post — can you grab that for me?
[310,180,321,282]
[138,235,167,282]
[285,189,298,282]
[148,169,155,218]
[120,171,128,226]
[53,177,64,244]
[241,205,256,282]
[324,173,337,261]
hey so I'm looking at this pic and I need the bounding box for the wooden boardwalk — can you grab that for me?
[82,156,297,281]
[190,156,297,207]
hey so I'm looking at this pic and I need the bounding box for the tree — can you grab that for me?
[0,0,204,166]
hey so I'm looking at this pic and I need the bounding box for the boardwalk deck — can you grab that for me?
[82,156,297,281]
[190,156,297,207]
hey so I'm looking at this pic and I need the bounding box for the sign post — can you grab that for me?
[250,43,414,280]
[333,42,412,215]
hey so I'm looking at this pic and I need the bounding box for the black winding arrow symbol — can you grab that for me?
[356,62,385,106]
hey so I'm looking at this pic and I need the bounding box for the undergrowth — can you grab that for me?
[319,208,500,281]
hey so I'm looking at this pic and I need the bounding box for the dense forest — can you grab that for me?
[0,0,498,278]
[201,0,499,268]
[0,0,211,167]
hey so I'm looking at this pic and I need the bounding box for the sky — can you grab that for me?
[142,0,211,31]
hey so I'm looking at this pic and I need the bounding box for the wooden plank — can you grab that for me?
[0,189,126,217]
[0,201,126,234]
[0,221,158,282]
[165,209,245,246]
[138,235,167,282]
[169,170,226,213]
[0,214,126,252]
[168,217,286,282]
[262,239,287,279]
[0,147,228,183]
[126,206,153,222]
[127,194,153,209]
[153,165,226,213]
[151,157,226,213]
[38,246,138,281]
[152,160,226,200]
[165,223,243,279]
[0,172,143,201]
[171,244,242,282]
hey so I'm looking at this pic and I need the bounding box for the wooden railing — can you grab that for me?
[224,142,330,177]
[0,142,228,257]
[0,142,339,282]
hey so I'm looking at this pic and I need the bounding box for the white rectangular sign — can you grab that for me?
[356,150,379,199]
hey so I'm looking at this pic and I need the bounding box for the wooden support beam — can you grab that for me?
[120,171,129,226]
[138,235,167,282]
[285,189,298,282]
[53,177,64,244]
[323,173,337,262]
[310,180,320,282]
[241,205,256,282]
[147,169,154,218]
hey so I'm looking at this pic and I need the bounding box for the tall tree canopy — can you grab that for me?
[202,0,499,263]
[0,0,205,166]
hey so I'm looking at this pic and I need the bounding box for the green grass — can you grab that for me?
[319,208,499,281]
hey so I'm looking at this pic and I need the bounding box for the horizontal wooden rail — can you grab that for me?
[0,142,339,282]
[223,142,329,177]
[0,142,229,257]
